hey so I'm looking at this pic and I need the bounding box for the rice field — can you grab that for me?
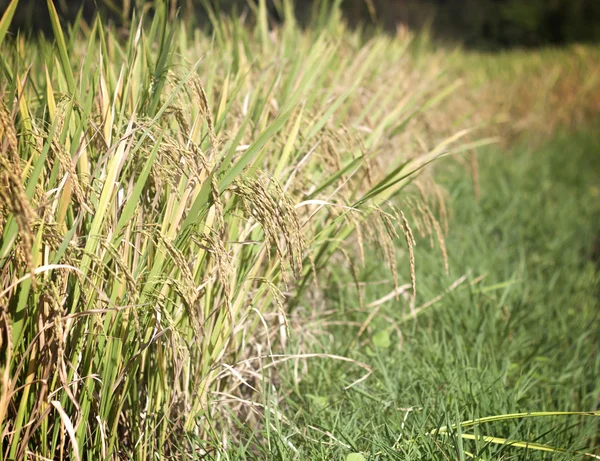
[0,1,598,459]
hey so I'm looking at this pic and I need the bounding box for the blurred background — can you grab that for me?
[1,0,599,50]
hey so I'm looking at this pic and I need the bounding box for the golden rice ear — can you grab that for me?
[0,98,37,281]
[231,174,305,289]
[339,245,363,309]
[51,100,93,215]
[270,176,305,277]
[348,212,365,267]
[193,230,233,307]
[211,173,225,230]
[399,210,417,301]
[405,197,426,239]
[166,71,217,151]
[376,206,400,299]
[193,78,217,146]
[0,96,17,157]
[434,183,449,235]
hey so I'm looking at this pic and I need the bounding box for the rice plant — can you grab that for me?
[0,0,471,458]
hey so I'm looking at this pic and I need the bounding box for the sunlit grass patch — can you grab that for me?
[273,129,600,460]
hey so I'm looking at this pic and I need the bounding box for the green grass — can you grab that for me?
[237,129,600,459]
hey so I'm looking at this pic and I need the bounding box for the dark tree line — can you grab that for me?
[357,0,600,49]
[1,0,599,49]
